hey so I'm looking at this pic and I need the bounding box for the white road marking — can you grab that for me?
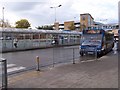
[81,59,97,63]
[7,66,26,73]
[0,63,26,74]
[7,64,16,68]
[0,64,16,68]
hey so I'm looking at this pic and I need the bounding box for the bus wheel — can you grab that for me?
[98,53,102,57]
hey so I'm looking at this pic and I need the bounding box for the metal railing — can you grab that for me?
[0,58,7,89]
[2,46,98,77]
[52,46,80,66]
[34,46,99,71]
[34,46,80,71]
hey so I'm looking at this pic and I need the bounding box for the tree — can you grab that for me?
[36,25,54,30]
[15,19,31,29]
[68,23,75,30]
[0,19,11,28]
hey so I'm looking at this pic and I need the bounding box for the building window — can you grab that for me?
[82,16,85,20]
[88,15,91,26]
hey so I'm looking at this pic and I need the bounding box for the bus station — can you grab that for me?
[0,1,119,89]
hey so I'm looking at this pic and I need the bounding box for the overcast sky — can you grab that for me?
[0,0,119,28]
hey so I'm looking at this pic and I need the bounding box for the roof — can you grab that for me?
[0,28,82,35]
[80,13,94,20]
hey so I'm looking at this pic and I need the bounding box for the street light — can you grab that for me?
[2,7,5,28]
[50,5,62,23]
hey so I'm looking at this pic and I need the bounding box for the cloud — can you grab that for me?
[71,0,119,23]
[1,2,46,12]
[0,0,119,28]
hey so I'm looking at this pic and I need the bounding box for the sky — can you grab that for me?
[0,0,119,28]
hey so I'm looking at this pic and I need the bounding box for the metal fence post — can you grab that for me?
[95,46,97,60]
[53,47,54,67]
[73,48,75,64]
[1,58,7,89]
[85,48,87,61]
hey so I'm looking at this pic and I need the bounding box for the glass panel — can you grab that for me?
[81,35,102,45]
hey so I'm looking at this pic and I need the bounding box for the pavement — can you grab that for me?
[8,51,118,88]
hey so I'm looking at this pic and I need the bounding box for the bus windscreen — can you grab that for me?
[81,34,102,45]
[83,30,103,34]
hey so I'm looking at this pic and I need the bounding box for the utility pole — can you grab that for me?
[2,7,5,28]
[50,5,62,23]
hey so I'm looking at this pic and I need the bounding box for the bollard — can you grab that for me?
[36,56,40,71]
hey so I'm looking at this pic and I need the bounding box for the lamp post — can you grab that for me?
[74,17,76,21]
[50,5,62,23]
[2,7,5,28]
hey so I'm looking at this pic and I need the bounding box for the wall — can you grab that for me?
[54,22,59,30]
[64,21,74,30]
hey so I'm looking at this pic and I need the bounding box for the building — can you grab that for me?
[54,22,59,30]
[80,13,94,30]
[53,13,94,31]
[53,13,118,33]
[54,13,95,30]
[92,23,119,30]
[59,23,64,30]
[64,21,75,30]
[54,21,80,31]
[74,22,80,31]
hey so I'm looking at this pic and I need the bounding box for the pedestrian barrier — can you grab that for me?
[51,46,80,66]
[0,58,7,89]
[2,46,98,76]
[33,46,80,70]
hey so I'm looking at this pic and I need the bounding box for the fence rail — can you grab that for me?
[33,46,98,72]
[33,46,81,71]
[23,46,98,72]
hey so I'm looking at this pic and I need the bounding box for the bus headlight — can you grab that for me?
[97,50,101,52]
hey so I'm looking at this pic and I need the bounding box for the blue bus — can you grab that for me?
[79,29,114,56]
